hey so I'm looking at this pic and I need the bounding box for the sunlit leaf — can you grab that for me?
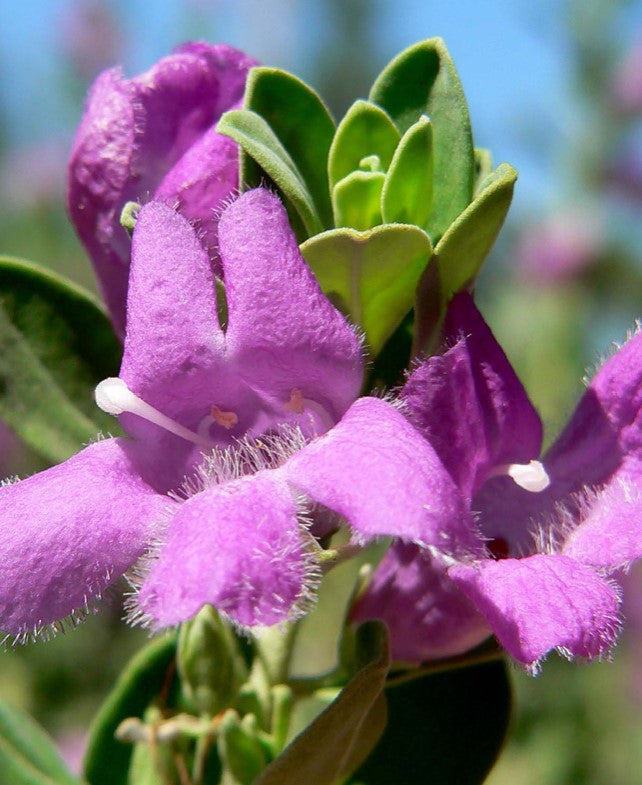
[328,100,400,189]
[300,224,431,355]
[370,38,474,242]
[381,115,433,227]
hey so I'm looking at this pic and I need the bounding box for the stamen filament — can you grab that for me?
[488,459,551,493]
[95,377,211,448]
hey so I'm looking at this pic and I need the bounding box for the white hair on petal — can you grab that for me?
[124,426,322,632]
[582,320,641,388]
[0,569,117,648]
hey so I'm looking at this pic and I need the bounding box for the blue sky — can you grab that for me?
[0,0,640,212]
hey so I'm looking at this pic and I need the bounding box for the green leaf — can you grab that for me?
[255,621,390,785]
[0,699,83,785]
[352,660,511,785]
[217,109,324,237]
[381,115,433,227]
[473,148,494,195]
[243,67,335,228]
[218,711,267,785]
[83,634,178,785]
[300,224,431,355]
[328,100,400,189]
[0,257,121,465]
[333,171,385,230]
[435,163,517,302]
[369,38,474,242]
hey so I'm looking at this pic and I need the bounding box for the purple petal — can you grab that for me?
[545,329,642,494]
[138,472,314,628]
[154,128,239,274]
[68,44,255,334]
[120,200,224,410]
[67,68,136,332]
[403,293,543,498]
[285,397,479,553]
[219,189,364,423]
[449,553,621,667]
[171,43,257,114]
[353,542,489,662]
[0,439,169,636]
[562,478,642,569]
[117,201,231,490]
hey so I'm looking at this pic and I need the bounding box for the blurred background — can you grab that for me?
[1,0,642,781]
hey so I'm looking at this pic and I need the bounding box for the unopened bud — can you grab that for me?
[217,709,267,785]
[177,605,248,716]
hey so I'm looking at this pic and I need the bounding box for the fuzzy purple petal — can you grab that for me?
[562,478,642,569]
[120,201,225,410]
[353,542,489,662]
[138,472,313,628]
[403,293,542,498]
[154,128,239,273]
[117,201,232,490]
[67,68,136,331]
[545,329,642,494]
[219,189,364,423]
[68,44,255,334]
[0,439,169,636]
[449,553,621,667]
[285,397,479,553]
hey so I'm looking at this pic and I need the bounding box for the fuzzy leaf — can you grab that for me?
[300,224,431,355]
[381,115,433,227]
[0,700,82,785]
[473,148,494,195]
[333,171,385,230]
[83,634,178,785]
[254,621,390,785]
[369,38,474,242]
[435,163,517,302]
[328,100,400,189]
[217,109,323,237]
[0,257,121,465]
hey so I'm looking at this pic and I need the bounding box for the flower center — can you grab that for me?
[486,459,551,493]
[284,388,335,434]
[95,377,334,447]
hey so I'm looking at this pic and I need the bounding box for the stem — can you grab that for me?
[254,622,300,686]
[174,751,193,785]
[386,642,504,688]
[317,543,365,573]
[192,714,223,785]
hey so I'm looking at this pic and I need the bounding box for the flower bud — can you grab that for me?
[68,43,257,335]
[217,709,267,785]
[177,605,248,716]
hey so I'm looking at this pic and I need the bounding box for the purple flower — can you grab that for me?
[0,188,471,640]
[516,209,602,286]
[355,294,642,671]
[68,42,257,336]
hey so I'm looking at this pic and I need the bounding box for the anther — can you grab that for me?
[95,377,212,448]
[211,405,239,430]
[284,388,305,415]
[488,459,551,493]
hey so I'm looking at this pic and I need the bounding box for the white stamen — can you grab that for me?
[489,459,551,493]
[95,377,211,448]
